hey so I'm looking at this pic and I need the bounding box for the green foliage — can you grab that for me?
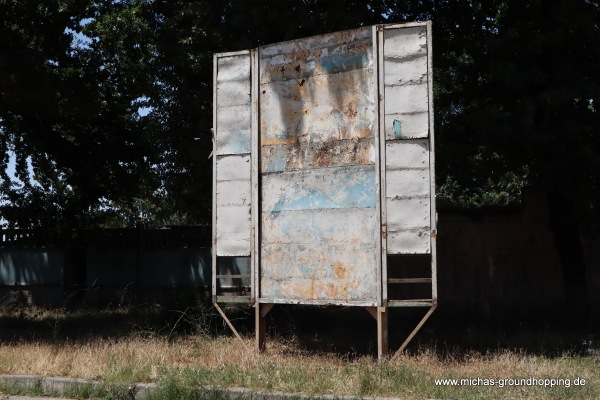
[0,0,159,229]
[1,0,599,228]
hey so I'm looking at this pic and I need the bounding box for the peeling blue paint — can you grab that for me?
[275,130,288,139]
[263,145,288,173]
[393,119,402,139]
[269,165,376,211]
[320,52,368,74]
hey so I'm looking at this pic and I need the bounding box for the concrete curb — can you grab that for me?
[0,375,410,400]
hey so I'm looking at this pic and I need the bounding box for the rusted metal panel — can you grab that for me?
[259,29,376,174]
[214,52,253,257]
[383,26,428,140]
[259,28,380,305]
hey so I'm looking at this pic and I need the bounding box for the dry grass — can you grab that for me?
[0,304,598,399]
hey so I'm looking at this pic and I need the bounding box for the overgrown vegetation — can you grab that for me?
[0,303,598,400]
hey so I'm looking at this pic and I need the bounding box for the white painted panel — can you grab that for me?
[384,56,427,86]
[386,197,430,232]
[384,82,428,139]
[387,229,431,254]
[385,140,429,169]
[215,129,252,155]
[384,112,429,140]
[382,26,427,59]
[216,104,252,134]
[210,52,253,259]
[383,26,429,140]
[217,54,251,82]
[217,205,251,234]
[216,232,251,257]
[217,80,251,106]
[216,179,251,207]
[215,154,251,181]
[384,83,429,115]
[386,169,430,198]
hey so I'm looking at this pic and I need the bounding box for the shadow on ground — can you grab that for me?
[0,298,598,360]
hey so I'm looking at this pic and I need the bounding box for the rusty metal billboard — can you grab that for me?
[213,22,436,309]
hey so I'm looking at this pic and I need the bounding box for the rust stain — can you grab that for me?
[344,103,358,119]
[325,283,337,298]
[382,223,388,239]
[333,261,347,279]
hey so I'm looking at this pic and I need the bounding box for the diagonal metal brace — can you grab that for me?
[391,305,437,359]
[213,302,249,349]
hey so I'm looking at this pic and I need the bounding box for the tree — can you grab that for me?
[384,0,600,320]
[1,0,161,230]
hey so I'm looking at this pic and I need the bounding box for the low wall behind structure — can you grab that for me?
[1,200,599,322]
[0,247,65,306]
[436,190,600,321]
[83,228,211,305]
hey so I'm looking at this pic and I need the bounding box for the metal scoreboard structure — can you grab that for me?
[212,22,436,358]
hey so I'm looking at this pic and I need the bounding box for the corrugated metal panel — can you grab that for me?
[259,27,380,304]
[383,26,428,140]
[214,52,253,257]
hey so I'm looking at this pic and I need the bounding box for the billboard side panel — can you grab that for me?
[214,52,253,257]
[384,25,433,254]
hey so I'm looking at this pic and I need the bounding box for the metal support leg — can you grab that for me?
[377,306,389,360]
[366,306,389,360]
[213,302,248,349]
[255,303,274,352]
[391,305,436,360]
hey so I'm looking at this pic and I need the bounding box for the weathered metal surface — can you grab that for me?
[215,53,252,155]
[385,140,431,254]
[383,26,429,140]
[259,27,380,304]
[384,25,432,254]
[213,22,435,307]
[259,28,376,173]
[214,52,253,257]
[215,153,252,256]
